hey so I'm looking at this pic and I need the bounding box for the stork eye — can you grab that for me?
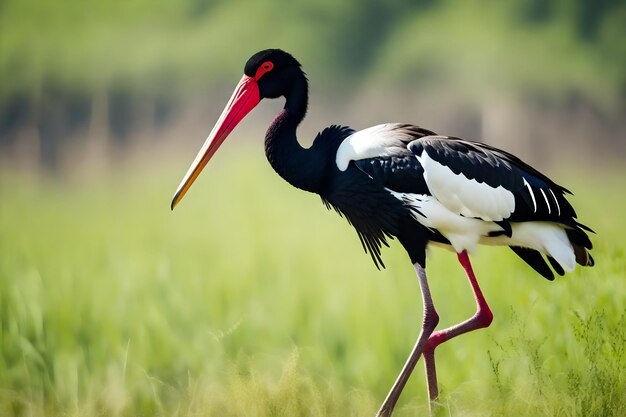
[254,61,274,80]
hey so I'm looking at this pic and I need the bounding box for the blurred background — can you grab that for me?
[1,1,625,417]
[1,0,625,171]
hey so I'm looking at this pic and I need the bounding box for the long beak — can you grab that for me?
[171,75,261,210]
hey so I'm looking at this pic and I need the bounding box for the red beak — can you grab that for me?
[171,75,260,209]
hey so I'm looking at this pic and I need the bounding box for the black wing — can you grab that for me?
[352,124,434,195]
[408,136,594,277]
[408,136,587,225]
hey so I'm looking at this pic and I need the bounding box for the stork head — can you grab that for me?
[245,49,304,99]
[170,49,303,210]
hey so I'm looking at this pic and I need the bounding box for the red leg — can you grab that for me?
[423,251,493,401]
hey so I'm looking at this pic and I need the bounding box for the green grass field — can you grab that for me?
[1,146,625,416]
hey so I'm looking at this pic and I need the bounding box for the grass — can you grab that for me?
[1,145,625,416]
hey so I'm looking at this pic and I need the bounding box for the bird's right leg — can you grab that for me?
[422,251,493,402]
[376,263,439,417]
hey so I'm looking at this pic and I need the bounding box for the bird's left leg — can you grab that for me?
[376,262,439,417]
[423,250,494,401]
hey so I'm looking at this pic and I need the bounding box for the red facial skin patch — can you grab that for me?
[254,61,274,80]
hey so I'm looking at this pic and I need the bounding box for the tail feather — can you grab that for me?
[510,246,554,281]
[510,221,595,280]
[565,226,594,267]
[547,256,565,276]
[572,242,594,266]
[565,226,593,250]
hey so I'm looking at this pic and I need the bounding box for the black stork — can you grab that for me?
[170,49,594,416]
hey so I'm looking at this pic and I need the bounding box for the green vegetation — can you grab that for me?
[1,0,625,102]
[1,147,624,416]
[2,0,624,172]
[1,1,623,414]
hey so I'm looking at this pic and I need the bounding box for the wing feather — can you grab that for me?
[331,124,593,276]
[408,136,577,223]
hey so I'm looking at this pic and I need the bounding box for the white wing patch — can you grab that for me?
[335,124,410,171]
[417,150,515,222]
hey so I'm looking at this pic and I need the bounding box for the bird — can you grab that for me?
[170,49,594,417]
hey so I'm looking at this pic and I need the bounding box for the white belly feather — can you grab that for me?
[390,191,576,272]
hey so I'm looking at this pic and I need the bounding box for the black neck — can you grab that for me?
[264,74,327,193]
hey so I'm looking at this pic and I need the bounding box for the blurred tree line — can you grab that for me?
[1,0,624,168]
